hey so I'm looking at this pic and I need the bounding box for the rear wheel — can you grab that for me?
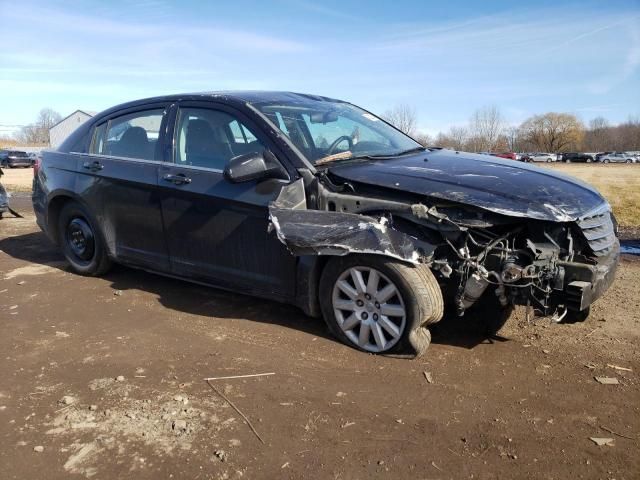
[546,158,552,163]
[58,201,111,276]
[603,159,610,164]
[626,159,632,164]
[319,255,443,356]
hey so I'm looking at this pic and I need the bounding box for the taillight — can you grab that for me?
[33,156,41,176]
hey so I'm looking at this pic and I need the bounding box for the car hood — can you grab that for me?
[327,149,606,222]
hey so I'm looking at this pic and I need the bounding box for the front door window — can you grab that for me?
[174,108,266,170]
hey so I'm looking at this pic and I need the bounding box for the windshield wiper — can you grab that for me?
[390,146,427,156]
[316,146,427,166]
[345,147,426,161]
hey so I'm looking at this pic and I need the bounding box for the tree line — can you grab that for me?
[383,105,640,153]
[4,105,640,154]
[17,109,62,145]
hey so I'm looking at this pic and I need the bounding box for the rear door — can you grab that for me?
[158,102,297,299]
[76,104,171,270]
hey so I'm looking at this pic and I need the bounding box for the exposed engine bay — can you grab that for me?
[269,167,620,320]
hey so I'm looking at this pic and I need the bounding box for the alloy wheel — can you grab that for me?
[331,266,406,352]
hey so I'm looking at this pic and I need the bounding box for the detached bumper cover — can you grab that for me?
[558,240,619,311]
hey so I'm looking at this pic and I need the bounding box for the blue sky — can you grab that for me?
[0,0,639,136]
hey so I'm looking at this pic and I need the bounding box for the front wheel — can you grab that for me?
[58,201,112,276]
[603,159,610,164]
[319,255,444,356]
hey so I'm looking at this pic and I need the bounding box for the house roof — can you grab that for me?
[50,110,96,129]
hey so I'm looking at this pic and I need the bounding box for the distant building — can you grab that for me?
[49,110,96,148]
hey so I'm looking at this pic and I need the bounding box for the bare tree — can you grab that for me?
[468,106,504,152]
[519,113,584,152]
[382,104,418,137]
[504,126,522,152]
[582,117,613,151]
[448,126,468,151]
[428,111,640,154]
[413,132,432,147]
[614,116,640,151]
[18,108,62,145]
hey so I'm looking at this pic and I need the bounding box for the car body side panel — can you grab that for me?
[72,153,170,270]
[158,166,298,298]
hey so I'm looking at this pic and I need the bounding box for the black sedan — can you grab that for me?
[32,92,619,356]
[4,150,32,168]
[562,152,595,163]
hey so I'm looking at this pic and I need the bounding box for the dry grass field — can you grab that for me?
[2,161,638,226]
[543,163,640,227]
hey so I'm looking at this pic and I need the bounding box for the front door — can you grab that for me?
[158,104,297,299]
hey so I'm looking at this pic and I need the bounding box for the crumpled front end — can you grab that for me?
[268,168,619,321]
[417,201,620,319]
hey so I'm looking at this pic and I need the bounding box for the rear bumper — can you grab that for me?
[31,183,48,234]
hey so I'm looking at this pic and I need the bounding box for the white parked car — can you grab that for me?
[523,152,556,163]
[599,152,636,164]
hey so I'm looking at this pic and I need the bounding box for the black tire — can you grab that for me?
[319,255,444,356]
[546,158,552,163]
[603,159,610,164]
[626,159,632,163]
[58,201,111,276]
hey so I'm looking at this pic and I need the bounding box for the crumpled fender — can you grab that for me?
[268,179,434,264]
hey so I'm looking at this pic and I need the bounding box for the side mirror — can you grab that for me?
[224,150,286,183]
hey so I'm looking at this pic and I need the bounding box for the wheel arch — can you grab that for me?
[295,251,427,318]
[46,190,80,245]
[46,191,109,256]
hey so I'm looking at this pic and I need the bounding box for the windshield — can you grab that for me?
[250,98,422,165]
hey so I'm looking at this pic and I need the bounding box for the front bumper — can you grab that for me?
[556,239,620,311]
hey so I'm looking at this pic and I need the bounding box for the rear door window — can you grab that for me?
[97,109,164,160]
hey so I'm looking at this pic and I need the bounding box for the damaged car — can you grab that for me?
[33,92,619,356]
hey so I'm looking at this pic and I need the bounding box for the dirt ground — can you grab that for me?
[1,180,639,479]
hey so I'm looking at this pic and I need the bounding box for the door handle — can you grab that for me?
[163,173,192,185]
[83,161,103,171]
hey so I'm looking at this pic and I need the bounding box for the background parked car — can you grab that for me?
[490,152,517,160]
[562,152,595,163]
[5,151,32,168]
[522,152,555,163]
[599,152,636,163]
[595,152,613,162]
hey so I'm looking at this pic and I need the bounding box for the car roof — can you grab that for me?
[107,91,343,112]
